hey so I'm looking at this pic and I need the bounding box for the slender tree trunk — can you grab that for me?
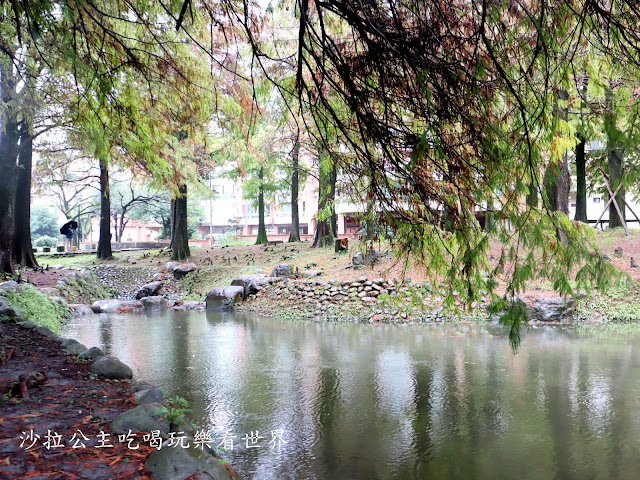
[574,136,588,223]
[486,198,495,231]
[526,181,538,208]
[169,199,176,249]
[543,90,570,215]
[111,212,119,242]
[543,90,570,244]
[96,159,113,259]
[312,153,337,248]
[171,184,190,260]
[162,216,171,240]
[255,165,268,245]
[12,120,38,268]
[0,61,19,275]
[605,86,625,229]
[288,140,301,243]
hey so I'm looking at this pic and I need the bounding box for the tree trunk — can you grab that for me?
[0,65,19,275]
[96,159,113,259]
[288,140,301,243]
[255,165,268,245]
[171,184,190,260]
[312,154,337,248]
[608,146,625,228]
[169,199,176,249]
[12,120,38,268]
[543,90,570,216]
[605,86,625,229]
[112,212,119,242]
[574,136,588,223]
[162,216,170,240]
[485,198,495,231]
[526,182,538,208]
[543,157,570,214]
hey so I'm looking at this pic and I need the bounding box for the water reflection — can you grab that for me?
[63,313,640,480]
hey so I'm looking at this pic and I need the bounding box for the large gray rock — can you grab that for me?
[352,251,365,265]
[230,276,281,298]
[527,297,574,322]
[146,442,233,480]
[130,381,155,393]
[299,270,322,278]
[69,304,94,316]
[166,261,181,273]
[205,286,245,311]
[91,299,143,314]
[134,387,166,405]
[63,341,89,355]
[0,281,19,293]
[79,346,105,360]
[173,301,206,312]
[17,321,37,329]
[141,296,169,312]
[0,304,24,322]
[89,356,133,379]
[271,264,293,278]
[35,326,59,340]
[173,263,197,280]
[110,403,169,436]
[135,281,163,300]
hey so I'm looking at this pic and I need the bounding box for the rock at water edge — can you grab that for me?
[146,442,234,480]
[110,403,169,436]
[205,286,245,311]
[89,356,133,380]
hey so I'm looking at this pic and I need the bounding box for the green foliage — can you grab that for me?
[33,236,59,248]
[31,206,60,239]
[575,283,640,324]
[154,395,192,430]
[3,285,70,334]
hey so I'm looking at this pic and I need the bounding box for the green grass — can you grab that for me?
[2,284,70,334]
[36,252,99,268]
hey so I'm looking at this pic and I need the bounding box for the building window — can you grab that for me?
[282,203,292,214]
[571,203,576,208]
[280,226,290,234]
[593,197,601,203]
[302,201,306,215]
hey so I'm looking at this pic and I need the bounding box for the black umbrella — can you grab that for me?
[60,221,78,235]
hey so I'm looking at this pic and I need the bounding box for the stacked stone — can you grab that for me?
[255,276,424,306]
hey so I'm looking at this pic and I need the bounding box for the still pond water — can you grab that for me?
[63,312,640,480]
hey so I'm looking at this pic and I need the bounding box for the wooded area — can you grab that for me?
[2,1,640,345]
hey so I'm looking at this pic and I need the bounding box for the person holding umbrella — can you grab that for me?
[60,220,78,252]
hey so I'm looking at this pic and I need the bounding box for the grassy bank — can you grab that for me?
[2,285,70,334]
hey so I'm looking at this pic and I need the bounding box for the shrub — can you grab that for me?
[33,236,59,248]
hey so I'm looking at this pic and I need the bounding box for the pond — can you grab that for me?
[63,312,640,480]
